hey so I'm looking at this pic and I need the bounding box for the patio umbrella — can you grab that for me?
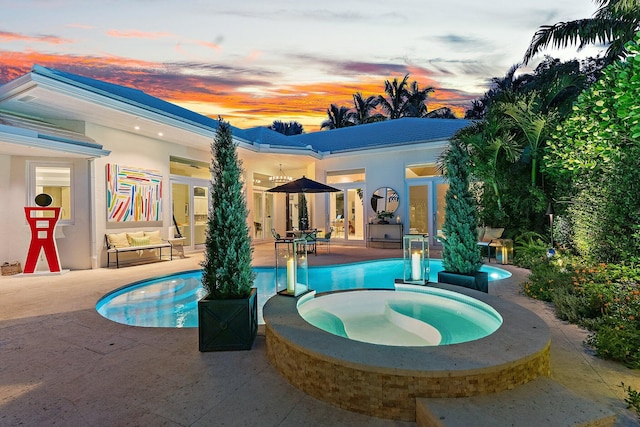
[267,176,340,231]
[266,176,340,194]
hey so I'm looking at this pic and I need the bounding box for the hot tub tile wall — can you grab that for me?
[266,327,551,421]
[264,284,552,422]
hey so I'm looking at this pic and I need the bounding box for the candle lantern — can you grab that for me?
[495,239,514,265]
[403,234,429,284]
[275,238,309,296]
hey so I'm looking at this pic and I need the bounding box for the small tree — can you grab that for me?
[441,136,483,274]
[201,118,255,299]
[298,193,309,230]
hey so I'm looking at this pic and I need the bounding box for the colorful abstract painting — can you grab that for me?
[106,164,162,222]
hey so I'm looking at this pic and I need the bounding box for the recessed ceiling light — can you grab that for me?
[158,132,164,137]
[134,125,140,130]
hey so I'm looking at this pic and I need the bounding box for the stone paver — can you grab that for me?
[1,243,639,426]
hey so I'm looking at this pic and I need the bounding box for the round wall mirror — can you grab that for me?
[371,187,399,214]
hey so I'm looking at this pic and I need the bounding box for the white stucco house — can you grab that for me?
[0,65,471,270]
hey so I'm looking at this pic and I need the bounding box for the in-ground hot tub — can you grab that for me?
[264,283,551,421]
[297,287,503,346]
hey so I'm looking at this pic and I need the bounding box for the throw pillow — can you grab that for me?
[144,230,162,245]
[129,236,151,247]
[126,231,145,245]
[107,232,130,248]
[482,227,504,242]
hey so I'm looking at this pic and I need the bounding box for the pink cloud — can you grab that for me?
[0,31,71,45]
[196,41,222,52]
[106,30,173,39]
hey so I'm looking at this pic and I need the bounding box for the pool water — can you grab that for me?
[96,258,511,328]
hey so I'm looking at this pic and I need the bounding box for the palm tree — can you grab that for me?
[268,120,304,135]
[465,112,522,211]
[426,107,458,119]
[378,74,411,119]
[501,95,553,188]
[320,104,354,130]
[405,80,435,117]
[349,92,385,124]
[523,0,640,65]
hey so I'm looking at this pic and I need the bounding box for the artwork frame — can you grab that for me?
[106,164,162,222]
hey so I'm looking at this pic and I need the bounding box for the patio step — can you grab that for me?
[416,377,616,427]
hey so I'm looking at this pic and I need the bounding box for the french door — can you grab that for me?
[407,178,448,247]
[170,178,210,251]
[329,186,365,242]
[252,190,274,240]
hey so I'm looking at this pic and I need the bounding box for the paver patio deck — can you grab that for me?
[1,242,639,426]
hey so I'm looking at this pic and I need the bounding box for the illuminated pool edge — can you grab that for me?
[96,259,512,328]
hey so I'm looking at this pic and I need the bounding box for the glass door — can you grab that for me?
[251,190,275,240]
[407,179,448,246]
[329,187,364,242]
[171,179,209,251]
[171,182,192,247]
[193,185,208,247]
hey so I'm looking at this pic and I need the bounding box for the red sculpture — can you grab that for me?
[24,194,62,273]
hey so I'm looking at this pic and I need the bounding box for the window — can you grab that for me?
[405,163,440,178]
[28,162,73,223]
[169,156,210,179]
[327,168,365,184]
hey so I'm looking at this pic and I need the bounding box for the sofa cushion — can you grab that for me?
[144,230,162,245]
[126,231,145,245]
[129,236,151,247]
[107,232,130,248]
[481,227,504,242]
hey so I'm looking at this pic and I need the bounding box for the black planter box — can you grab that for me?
[437,271,489,293]
[198,287,258,352]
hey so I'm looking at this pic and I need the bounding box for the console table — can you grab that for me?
[367,224,403,248]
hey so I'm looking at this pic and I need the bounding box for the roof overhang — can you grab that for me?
[0,112,110,158]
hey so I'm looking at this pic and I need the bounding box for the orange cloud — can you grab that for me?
[0,50,476,133]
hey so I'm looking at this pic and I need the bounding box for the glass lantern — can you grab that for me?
[403,234,429,284]
[275,238,309,296]
[495,239,514,265]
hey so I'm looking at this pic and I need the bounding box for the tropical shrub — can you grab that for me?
[523,257,640,368]
[513,231,548,269]
[545,34,640,263]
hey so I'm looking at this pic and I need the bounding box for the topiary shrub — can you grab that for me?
[441,136,483,275]
[201,118,255,299]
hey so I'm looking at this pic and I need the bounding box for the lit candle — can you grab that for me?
[411,251,421,280]
[286,257,296,293]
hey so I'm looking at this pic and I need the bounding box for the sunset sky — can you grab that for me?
[0,0,602,132]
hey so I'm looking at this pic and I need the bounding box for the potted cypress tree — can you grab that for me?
[437,136,488,292]
[198,118,257,351]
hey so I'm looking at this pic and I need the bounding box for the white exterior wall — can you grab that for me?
[0,119,451,270]
[85,123,211,268]
[315,143,447,237]
[1,155,92,270]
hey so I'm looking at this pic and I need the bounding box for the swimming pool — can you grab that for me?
[96,258,511,328]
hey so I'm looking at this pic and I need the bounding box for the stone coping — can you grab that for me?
[264,282,550,375]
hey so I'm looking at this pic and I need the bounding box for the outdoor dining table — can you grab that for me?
[286,229,318,255]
